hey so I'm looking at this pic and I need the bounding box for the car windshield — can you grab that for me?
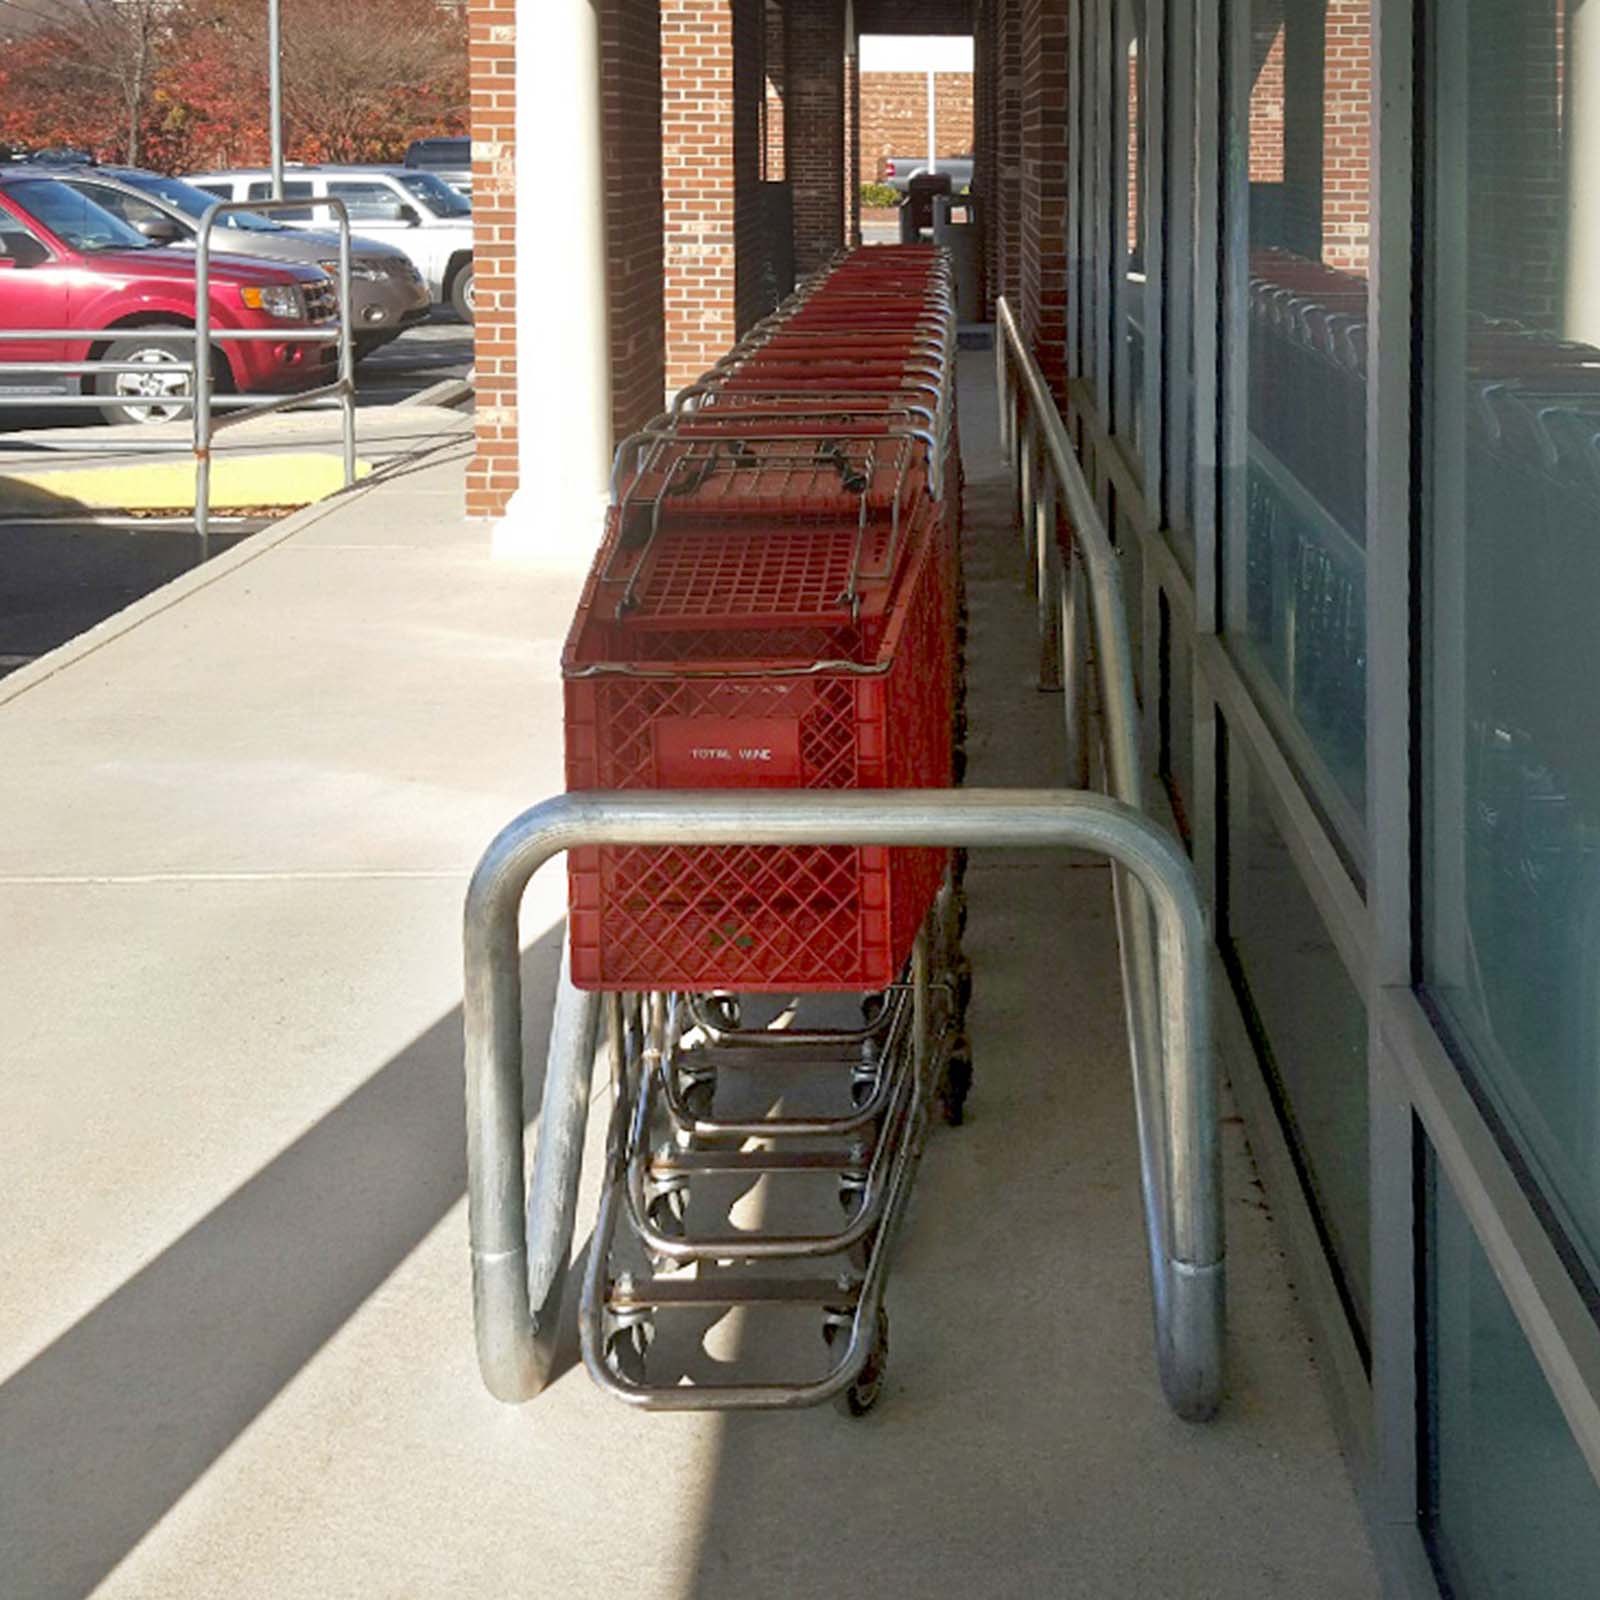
[396,170,470,216]
[5,177,152,250]
[123,172,286,232]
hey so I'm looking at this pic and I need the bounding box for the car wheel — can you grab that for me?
[94,330,196,426]
[450,265,474,323]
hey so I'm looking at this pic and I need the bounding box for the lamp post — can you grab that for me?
[268,0,284,199]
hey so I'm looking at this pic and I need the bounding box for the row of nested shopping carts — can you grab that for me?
[560,246,969,1413]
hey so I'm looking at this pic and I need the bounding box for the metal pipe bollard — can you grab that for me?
[462,788,1225,1421]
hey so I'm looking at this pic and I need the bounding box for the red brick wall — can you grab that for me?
[1021,0,1068,399]
[994,0,1024,309]
[468,0,665,520]
[974,0,997,313]
[787,0,846,274]
[466,0,516,518]
[1250,27,1286,183]
[858,71,974,184]
[846,38,862,243]
[661,0,768,394]
[1320,0,1370,275]
[605,0,667,439]
[764,0,786,178]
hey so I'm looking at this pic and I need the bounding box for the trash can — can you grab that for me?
[932,193,983,323]
[899,171,953,243]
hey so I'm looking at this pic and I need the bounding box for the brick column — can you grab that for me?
[1022,0,1070,398]
[662,0,767,394]
[604,0,667,439]
[994,0,1025,309]
[845,27,862,247]
[468,0,664,522]
[765,0,787,178]
[466,0,517,518]
[975,0,997,313]
[787,0,846,275]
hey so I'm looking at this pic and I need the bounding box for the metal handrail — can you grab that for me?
[195,197,355,540]
[0,205,353,540]
[994,296,1171,1330]
[461,788,1225,1422]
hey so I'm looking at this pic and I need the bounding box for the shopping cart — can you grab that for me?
[555,249,973,1413]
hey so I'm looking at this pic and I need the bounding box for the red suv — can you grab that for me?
[0,173,338,425]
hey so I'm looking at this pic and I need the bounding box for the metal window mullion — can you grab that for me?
[1218,0,1252,639]
[1380,986,1600,1494]
[1365,0,1424,1538]
[1191,0,1226,634]
[1068,0,1086,378]
[1111,0,1134,441]
[1094,0,1114,419]
[1165,0,1197,540]
[1141,0,1166,502]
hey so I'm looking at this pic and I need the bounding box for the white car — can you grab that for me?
[184,165,475,321]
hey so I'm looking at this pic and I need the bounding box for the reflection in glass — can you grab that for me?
[1225,729,1370,1340]
[1427,1157,1600,1598]
[1229,0,1372,832]
[1122,0,1148,455]
[1426,0,1600,1283]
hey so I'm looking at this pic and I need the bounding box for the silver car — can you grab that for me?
[44,165,431,357]
[185,166,475,321]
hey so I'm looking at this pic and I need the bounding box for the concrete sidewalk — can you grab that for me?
[0,362,1379,1599]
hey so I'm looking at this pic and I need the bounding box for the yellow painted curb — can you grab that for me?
[0,452,371,514]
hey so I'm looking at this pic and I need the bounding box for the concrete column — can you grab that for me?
[1568,0,1600,344]
[497,0,613,561]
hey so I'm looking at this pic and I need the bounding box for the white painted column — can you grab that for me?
[495,0,613,566]
[1567,0,1600,346]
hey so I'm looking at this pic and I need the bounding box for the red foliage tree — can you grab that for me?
[0,0,465,172]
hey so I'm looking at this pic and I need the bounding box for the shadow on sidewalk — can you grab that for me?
[0,925,563,1600]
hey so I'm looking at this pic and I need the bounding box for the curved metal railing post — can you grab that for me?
[993,299,1170,1316]
[461,788,1224,1420]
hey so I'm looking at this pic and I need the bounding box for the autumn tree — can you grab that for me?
[0,0,465,171]
[0,0,172,165]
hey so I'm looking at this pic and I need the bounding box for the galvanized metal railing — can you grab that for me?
[0,197,355,541]
[994,293,1173,1360]
[461,789,1225,1422]
[193,197,355,539]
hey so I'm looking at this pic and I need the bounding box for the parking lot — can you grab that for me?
[0,316,473,676]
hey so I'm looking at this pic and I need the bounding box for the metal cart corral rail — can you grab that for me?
[461,787,1225,1422]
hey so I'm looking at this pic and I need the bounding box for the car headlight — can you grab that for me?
[239,283,304,320]
[319,258,387,283]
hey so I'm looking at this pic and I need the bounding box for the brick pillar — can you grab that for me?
[788,0,846,275]
[1021,0,1069,399]
[995,0,1024,309]
[975,0,997,314]
[1320,0,1370,276]
[466,0,517,518]
[662,0,767,394]
[845,28,862,247]
[604,0,667,439]
[765,0,786,178]
[469,0,664,521]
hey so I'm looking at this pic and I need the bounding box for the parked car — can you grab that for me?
[404,137,471,201]
[0,172,338,425]
[36,164,430,359]
[880,154,974,195]
[185,166,475,321]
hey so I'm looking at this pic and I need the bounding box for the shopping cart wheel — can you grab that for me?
[953,959,974,1017]
[605,1319,653,1386]
[827,1305,889,1418]
[706,993,742,1031]
[646,1178,690,1239]
[939,1044,974,1127]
